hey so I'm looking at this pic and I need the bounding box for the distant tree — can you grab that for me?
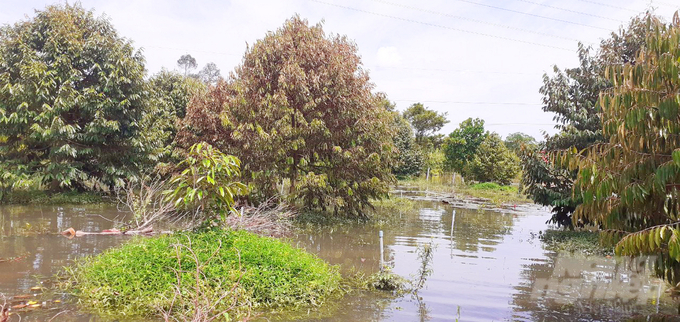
[178,16,395,216]
[146,70,207,171]
[177,54,197,76]
[504,132,537,154]
[466,134,519,185]
[376,94,423,178]
[0,3,149,191]
[423,148,446,177]
[442,118,487,174]
[392,114,423,177]
[402,103,449,144]
[197,62,221,85]
[149,69,206,120]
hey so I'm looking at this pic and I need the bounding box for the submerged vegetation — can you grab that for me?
[62,229,342,319]
[540,230,613,257]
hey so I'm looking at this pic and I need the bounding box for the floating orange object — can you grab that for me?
[61,227,76,238]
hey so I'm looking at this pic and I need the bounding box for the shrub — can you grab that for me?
[164,143,248,224]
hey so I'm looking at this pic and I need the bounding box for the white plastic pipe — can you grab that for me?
[379,230,384,271]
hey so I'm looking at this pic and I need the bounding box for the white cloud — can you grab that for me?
[376,46,402,67]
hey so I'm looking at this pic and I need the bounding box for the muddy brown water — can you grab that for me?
[0,198,678,321]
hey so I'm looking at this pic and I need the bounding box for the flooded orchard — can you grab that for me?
[0,195,677,321]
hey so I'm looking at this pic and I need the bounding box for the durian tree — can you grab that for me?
[564,13,680,284]
[0,4,152,191]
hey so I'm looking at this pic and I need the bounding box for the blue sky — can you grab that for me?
[2,0,679,140]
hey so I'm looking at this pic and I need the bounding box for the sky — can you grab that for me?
[2,0,679,140]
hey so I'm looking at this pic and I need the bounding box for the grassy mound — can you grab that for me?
[63,229,341,319]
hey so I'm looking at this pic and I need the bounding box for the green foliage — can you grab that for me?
[563,13,680,283]
[149,69,206,121]
[465,134,519,185]
[0,3,150,191]
[146,70,207,172]
[368,268,408,292]
[566,14,680,231]
[469,182,515,192]
[178,16,395,217]
[392,113,423,177]
[165,143,247,223]
[520,147,578,227]
[521,13,656,227]
[63,229,341,318]
[0,190,103,205]
[442,118,487,174]
[504,132,537,154]
[423,149,446,176]
[402,103,449,145]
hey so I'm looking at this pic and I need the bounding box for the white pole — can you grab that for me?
[426,167,430,182]
[451,210,456,236]
[657,279,662,313]
[379,230,385,271]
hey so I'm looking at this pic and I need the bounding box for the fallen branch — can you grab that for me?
[60,226,158,238]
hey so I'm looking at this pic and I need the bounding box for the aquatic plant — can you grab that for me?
[413,243,435,293]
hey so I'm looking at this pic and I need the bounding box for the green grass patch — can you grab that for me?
[458,183,529,205]
[1,190,105,205]
[540,229,613,256]
[62,229,342,319]
[469,182,515,192]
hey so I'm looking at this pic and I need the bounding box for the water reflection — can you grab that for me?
[1,199,678,321]
[0,205,129,321]
[292,200,679,322]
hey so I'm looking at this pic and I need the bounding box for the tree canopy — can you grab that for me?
[178,16,395,216]
[521,13,656,227]
[177,54,197,76]
[402,103,449,145]
[392,113,423,177]
[442,118,487,174]
[466,134,519,185]
[197,62,222,85]
[564,13,680,283]
[504,132,537,154]
[0,3,150,191]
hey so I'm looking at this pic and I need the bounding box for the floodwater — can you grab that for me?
[0,197,678,321]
